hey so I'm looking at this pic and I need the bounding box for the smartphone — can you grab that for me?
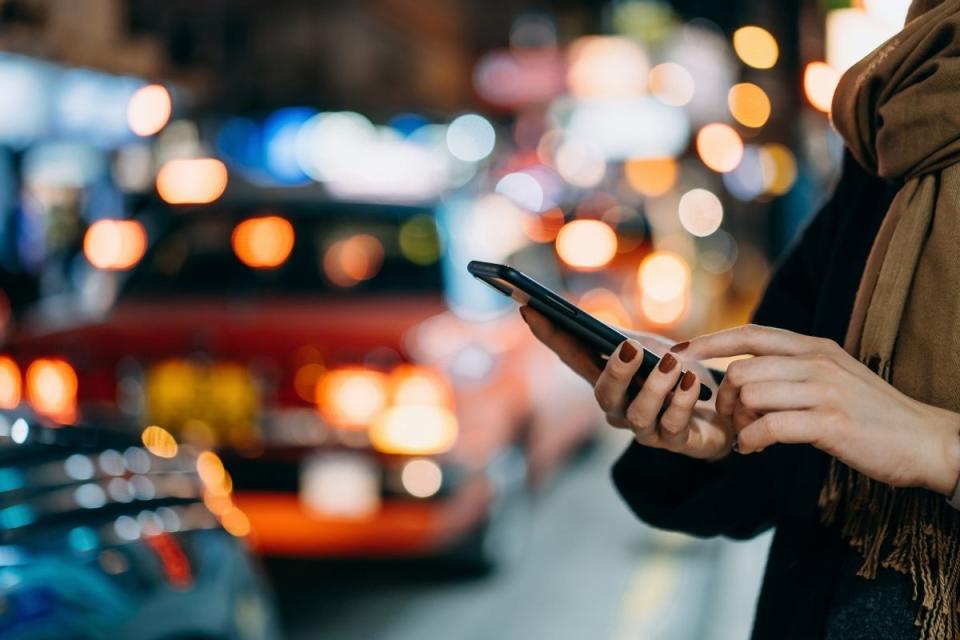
[467,260,712,402]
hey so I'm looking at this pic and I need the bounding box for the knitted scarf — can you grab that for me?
[820,1,960,637]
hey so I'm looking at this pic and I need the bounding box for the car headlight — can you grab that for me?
[25,358,78,424]
[369,405,458,456]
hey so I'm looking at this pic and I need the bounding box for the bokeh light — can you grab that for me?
[727,83,771,128]
[554,142,606,188]
[156,158,228,205]
[316,368,389,430]
[83,220,147,271]
[623,157,678,197]
[695,124,744,173]
[446,114,496,162]
[555,220,618,270]
[126,84,172,137]
[567,36,649,99]
[732,26,779,69]
[197,451,232,495]
[759,143,798,196]
[640,292,687,325]
[521,208,566,243]
[323,234,385,287]
[495,172,544,211]
[370,405,458,455]
[141,425,178,458]
[638,251,690,301]
[648,63,695,107]
[803,62,840,113]
[231,216,295,269]
[723,145,765,201]
[219,506,251,537]
[579,288,633,329]
[399,215,442,265]
[401,459,444,498]
[0,356,21,410]
[678,188,723,237]
[25,358,78,423]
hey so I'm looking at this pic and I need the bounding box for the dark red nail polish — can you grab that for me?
[670,341,690,353]
[680,370,696,391]
[658,353,677,373]
[619,341,637,362]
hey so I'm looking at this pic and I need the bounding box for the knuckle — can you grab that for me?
[725,362,745,386]
[739,384,760,409]
[660,413,686,435]
[593,385,612,412]
[625,406,651,433]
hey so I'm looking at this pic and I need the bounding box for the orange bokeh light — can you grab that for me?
[696,124,744,173]
[804,62,840,113]
[141,425,178,458]
[579,288,632,329]
[156,158,228,205]
[231,216,296,269]
[0,356,21,409]
[728,83,771,128]
[733,26,779,69]
[521,208,566,243]
[25,358,78,423]
[127,84,172,137]
[83,220,148,271]
[623,157,678,197]
[323,234,384,287]
[555,219,618,270]
[316,368,389,430]
[640,293,688,326]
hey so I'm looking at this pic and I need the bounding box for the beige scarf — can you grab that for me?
[820,0,960,637]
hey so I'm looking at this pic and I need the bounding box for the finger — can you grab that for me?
[737,381,824,413]
[658,370,700,448]
[731,403,759,434]
[624,352,684,437]
[594,340,646,416]
[520,306,603,383]
[716,356,813,416]
[674,324,831,361]
[736,411,824,453]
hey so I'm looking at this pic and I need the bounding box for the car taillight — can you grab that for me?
[315,364,458,454]
[315,368,389,430]
[0,355,21,409]
[25,358,78,424]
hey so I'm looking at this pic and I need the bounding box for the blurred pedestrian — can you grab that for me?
[520,0,960,637]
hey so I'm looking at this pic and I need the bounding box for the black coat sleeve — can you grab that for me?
[611,155,866,539]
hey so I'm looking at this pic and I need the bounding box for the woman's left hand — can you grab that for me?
[675,325,960,495]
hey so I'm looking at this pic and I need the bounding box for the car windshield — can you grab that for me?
[121,202,444,297]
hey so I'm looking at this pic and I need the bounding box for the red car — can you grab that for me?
[5,194,596,569]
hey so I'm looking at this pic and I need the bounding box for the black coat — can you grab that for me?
[612,153,901,639]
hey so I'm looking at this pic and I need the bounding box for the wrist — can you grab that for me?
[922,404,960,497]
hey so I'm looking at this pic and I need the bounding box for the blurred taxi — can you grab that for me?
[0,410,280,640]
[5,191,597,569]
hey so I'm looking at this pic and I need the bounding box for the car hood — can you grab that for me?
[13,295,447,364]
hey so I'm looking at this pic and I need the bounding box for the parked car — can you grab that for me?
[5,191,597,569]
[0,410,280,640]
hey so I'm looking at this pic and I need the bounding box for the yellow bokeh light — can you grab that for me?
[231,216,295,269]
[390,365,452,408]
[219,506,251,537]
[156,158,228,205]
[83,220,148,271]
[316,368,389,429]
[648,63,695,107]
[0,356,21,410]
[197,451,233,496]
[141,425,178,458]
[696,124,744,173]
[623,157,678,197]
[638,252,690,302]
[804,62,840,113]
[733,26,779,69]
[398,215,441,266]
[678,188,723,237]
[555,219,618,270]
[127,84,172,137]
[759,143,798,196]
[369,405,458,456]
[727,83,771,128]
[25,358,78,423]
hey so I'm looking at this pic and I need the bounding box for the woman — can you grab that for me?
[520,1,960,638]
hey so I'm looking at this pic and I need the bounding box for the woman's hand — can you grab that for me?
[676,325,960,495]
[519,306,734,461]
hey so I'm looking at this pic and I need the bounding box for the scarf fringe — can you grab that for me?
[819,458,960,639]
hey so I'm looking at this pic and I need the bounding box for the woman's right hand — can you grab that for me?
[520,306,735,461]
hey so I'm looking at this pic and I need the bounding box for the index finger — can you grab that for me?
[673,324,822,361]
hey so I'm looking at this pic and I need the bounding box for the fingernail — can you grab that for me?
[670,341,690,353]
[619,341,638,362]
[680,370,696,391]
[732,439,740,453]
[658,353,677,373]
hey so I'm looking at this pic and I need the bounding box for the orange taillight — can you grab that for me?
[0,356,21,409]
[25,358,78,423]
